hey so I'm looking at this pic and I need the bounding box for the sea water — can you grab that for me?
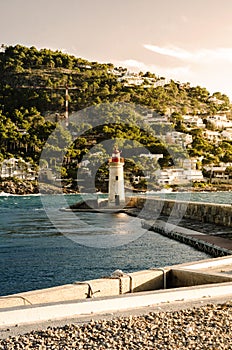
[0,192,230,296]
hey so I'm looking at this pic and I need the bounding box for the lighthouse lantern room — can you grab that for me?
[108,146,125,206]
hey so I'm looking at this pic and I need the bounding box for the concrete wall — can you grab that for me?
[168,268,232,288]
[0,269,166,309]
[1,256,232,317]
[130,197,232,227]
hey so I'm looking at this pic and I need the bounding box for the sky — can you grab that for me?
[1,0,232,99]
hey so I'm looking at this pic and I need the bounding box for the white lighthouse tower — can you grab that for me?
[108,146,125,207]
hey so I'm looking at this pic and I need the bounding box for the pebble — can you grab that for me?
[0,301,231,349]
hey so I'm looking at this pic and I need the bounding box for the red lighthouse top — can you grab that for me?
[112,146,121,162]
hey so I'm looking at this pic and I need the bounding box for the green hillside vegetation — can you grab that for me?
[1,44,230,116]
[0,44,232,190]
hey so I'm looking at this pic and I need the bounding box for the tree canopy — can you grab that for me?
[0,44,232,189]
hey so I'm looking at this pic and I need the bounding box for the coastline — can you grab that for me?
[1,178,232,195]
[0,179,74,195]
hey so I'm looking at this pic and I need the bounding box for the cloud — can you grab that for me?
[112,58,191,80]
[112,44,232,100]
[144,44,232,63]
[144,44,192,60]
[180,15,188,23]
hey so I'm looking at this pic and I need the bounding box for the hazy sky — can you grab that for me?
[1,0,232,98]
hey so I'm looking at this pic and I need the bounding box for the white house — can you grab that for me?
[183,169,204,181]
[164,131,193,147]
[155,154,204,185]
[207,114,232,129]
[0,158,36,180]
[182,115,205,128]
[221,128,232,141]
[154,166,204,185]
[139,153,163,161]
[117,72,171,88]
[117,72,144,86]
[155,169,176,185]
[203,165,229,181]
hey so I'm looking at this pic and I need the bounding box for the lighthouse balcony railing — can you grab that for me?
[108,157,124,163]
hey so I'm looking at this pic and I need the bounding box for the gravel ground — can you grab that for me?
[0,300,231,349]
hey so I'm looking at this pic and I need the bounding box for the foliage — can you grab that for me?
[0,44,232,186]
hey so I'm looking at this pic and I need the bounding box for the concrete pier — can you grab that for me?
[0,256,232,327]
[142,219,232,257]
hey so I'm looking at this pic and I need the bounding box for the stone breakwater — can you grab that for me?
[130,197,232,228]
[0,301,231,349]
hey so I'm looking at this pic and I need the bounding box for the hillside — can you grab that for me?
[1,44,231,116]
[1,44,232,192]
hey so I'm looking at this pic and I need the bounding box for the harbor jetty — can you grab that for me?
[65,195,232,256]
[130,196,232,227]
[142,219,232,257]
[127,196,232,257]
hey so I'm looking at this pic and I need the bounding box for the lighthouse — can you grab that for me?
[108,146,125,207]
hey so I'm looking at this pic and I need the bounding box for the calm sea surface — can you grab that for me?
[0,192,231,296]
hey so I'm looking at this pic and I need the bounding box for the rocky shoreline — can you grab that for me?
[0,180,39,195]
[0,180,78,195]
[0,301,231,349]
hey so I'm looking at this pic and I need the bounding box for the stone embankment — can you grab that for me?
[132,197,232,228]
[0,301,231,349]
[132,196,232,256]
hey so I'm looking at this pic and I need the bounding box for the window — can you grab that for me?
[115,176,118,180]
